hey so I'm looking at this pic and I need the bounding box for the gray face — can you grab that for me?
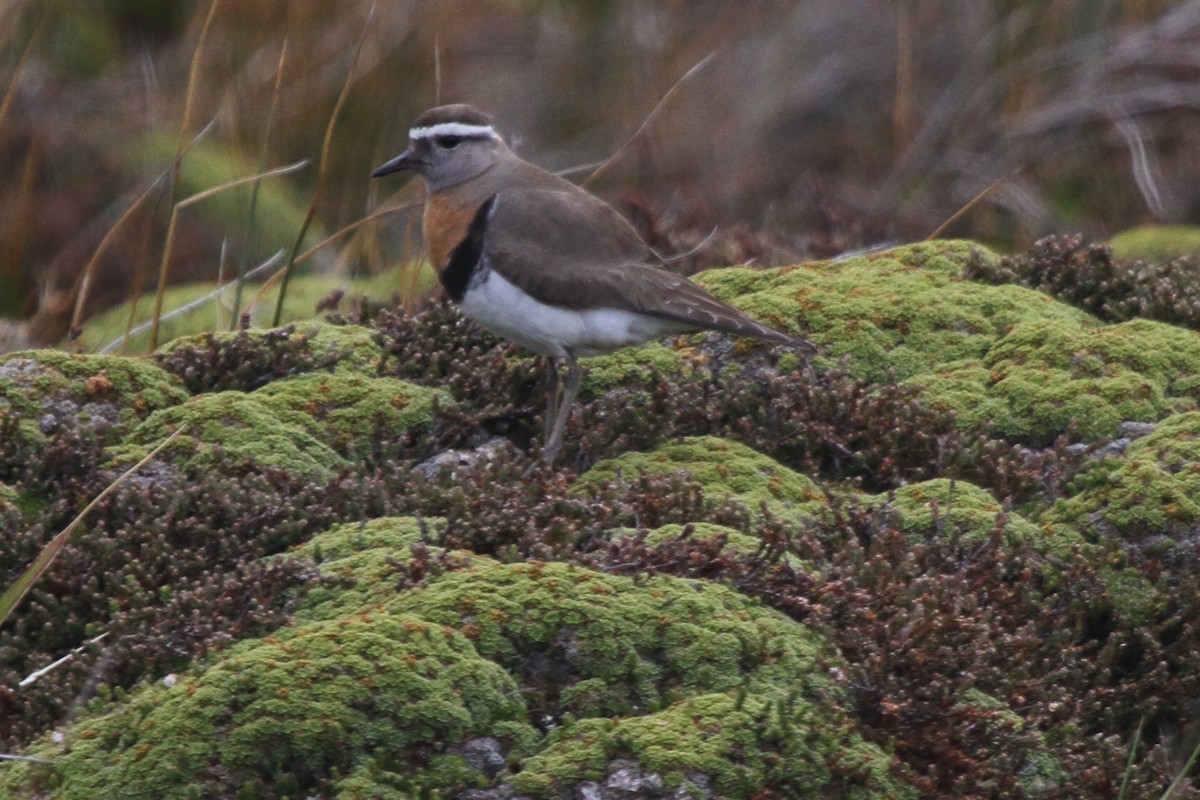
[411,132,501,190]
[371,123,504,192]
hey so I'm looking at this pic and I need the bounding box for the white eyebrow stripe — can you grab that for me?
[409,122,497,140]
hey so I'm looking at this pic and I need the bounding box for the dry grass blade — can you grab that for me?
[925,171,1016,241]
[1159,732,1200,800]
[272,2,377,327]
[1,145,37,317]
[301,197,422,268]
[115,196,163,355]
[0,753,55,764]
[70,115,220,343]
[401,212,421,314]
[0,426,188,630]
[173,0,221,182]
[893,0,914,159]
[231,36,289,330]
[1117,716,1144,800]
[1112,114,1166,218]
[68,174,171,336]
[244,196,419,316]
[0,0,50,134]
[146,0,221,354]
[148,160,308,350]
[20,632,109,688]
[175,160,309,211]
[98,250,283,354]
[434,34,442,104]
[581,50,715,189]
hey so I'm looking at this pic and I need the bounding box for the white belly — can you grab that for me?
[457,269,690,357]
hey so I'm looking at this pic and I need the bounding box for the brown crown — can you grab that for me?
[411,104,494,129]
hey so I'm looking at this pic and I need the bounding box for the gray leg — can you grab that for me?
[543,356,581,464]
[543,358,561,446]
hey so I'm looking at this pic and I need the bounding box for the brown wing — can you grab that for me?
[483,169,811,350]
[484,164,656,281]
[582,263,811,348]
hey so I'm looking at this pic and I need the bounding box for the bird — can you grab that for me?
[372,103,813,463]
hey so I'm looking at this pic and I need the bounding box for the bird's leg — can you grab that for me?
[542,356,581,464]
[543,357,563,446]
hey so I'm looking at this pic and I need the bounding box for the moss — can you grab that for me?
[1050,411,1200,533]
[390,561,832,720]
[285,516,486,622]
[0,482,19,510]
[916,318,1200,441]
[580,340,690,392]
[157,322,386,380]
[109,390,348,481]
[293,515,435,562]
[868,478,1043,545]
[987,318,1200,394]
[1108,224,1200,262]
[0,350,188,448]
[609,522,764,555]
[513,692,916,799]
[573,435,826,524]
[602,522,816,579]
[7,612,535,800]
[954,689,1064,797]
[889,239,1003,272]
[332,755,487,799]
[693,241,1087,382]
[3,562,884,799]
[253,373,447,460]
[913,360,1018,433]
[299,323,390,375]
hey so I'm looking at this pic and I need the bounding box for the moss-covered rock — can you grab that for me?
[694,241,1088,382]
[109,390,348,480]
[607,521,764,555]
[11,237,1200,798]
[285,516,484,622]
[573,435,826,525]
[953,688,1064,797]
[155,322,387,391]
[390,561,831,720]
[580,340,691,392]
[1049,411,1200,542]
[0,350,188,449]
[917,318,1200,441]
[4,612,536,800]
[3,558,905,800]
[867,478,1043,545]
[514,692,916,799]
[254,373,446,460]
[1108,224,1200,262]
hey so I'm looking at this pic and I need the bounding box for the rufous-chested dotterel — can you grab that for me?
[372,104,813,462]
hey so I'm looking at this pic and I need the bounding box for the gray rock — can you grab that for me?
[414,437,509,478]
[462,736,508,777]
[1117,421,1157,440]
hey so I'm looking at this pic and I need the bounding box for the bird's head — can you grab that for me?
[371,104,506,192]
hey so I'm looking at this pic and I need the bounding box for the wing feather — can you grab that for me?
[480,166,811,350]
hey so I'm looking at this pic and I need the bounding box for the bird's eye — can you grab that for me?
[436,135,463,149]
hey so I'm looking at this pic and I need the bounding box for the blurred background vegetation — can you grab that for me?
[1,0,1198,350]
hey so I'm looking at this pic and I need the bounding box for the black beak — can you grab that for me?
[371,149,419,177]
